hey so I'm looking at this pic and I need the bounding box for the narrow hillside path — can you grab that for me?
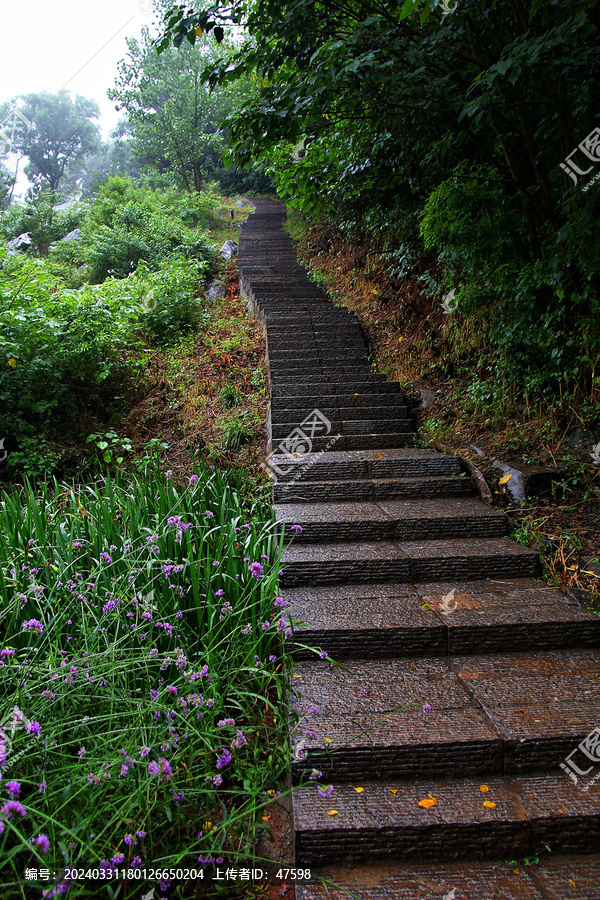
[238,199,600,900]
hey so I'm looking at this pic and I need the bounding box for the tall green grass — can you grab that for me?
[0,463,300,898]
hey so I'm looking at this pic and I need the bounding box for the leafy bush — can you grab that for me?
[136,257,208,345]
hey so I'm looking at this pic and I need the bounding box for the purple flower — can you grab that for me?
[205,510,214,518]
[231,730,246,749]
[217,718,235,727]
[308,769,322,780]
[31,833,50,854]
[241,623,252,635]
[216,748,232,769]
[111,852,125,864]
[291,524,303,532]
[319,650,328,660]
[123,834,137,845]
[99,553,112,565]
[147,761,159,775]
[38,781,47,792]
[215,589,224,597]
[25,721,41,736]
[77,747,86,758]
[212,774,223,787]
[72,542,83,549]
[1,800,26,818]
[317,784,334,798]
[139,745,151,757]
[6,781,20,798]
[166,685,177,696]
[136,831,147,839]
[248,561,264,579]
[423,702,432,714]
[188,474,199,485]
[308,706,318,715]
[22,619,44,635]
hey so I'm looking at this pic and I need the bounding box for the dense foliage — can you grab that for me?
[158,0,600,404]
[0,180,215,477]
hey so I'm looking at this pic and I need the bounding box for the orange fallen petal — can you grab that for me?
[327,810,338,816]
[569,881,576,888]
[558,808,566,814]
[418,797,438,809]
[262,815,270,821]
[480,785,490,792]
[483,801,496,809]
[354,787,365,793]
[389,789,398,795]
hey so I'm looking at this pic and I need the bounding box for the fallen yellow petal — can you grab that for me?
[422,603,430,609]
[262,815,270,821]
[483,800,496,809]
[569,881,576,888]
[480,785,490,792]
[354,787,365,793]
[195,26,203,36]
[389,789,398,795]
[324,737,333,743]
[418,797,438,809]
[327,810,338,816]
[499,473,512,485]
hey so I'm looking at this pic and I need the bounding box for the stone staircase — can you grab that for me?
[238,200,600,899]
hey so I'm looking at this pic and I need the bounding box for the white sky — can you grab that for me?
[0,0,158,139]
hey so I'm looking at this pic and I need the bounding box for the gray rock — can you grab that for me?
[63,228,82,242]
[470,445,485,457]
[0,248,18,269]
[204,280,226,301]
[492,458,565,504]
[218,210,225,217]
[219,240,238,259]
[235,200,246,207]
[7,232,32,251]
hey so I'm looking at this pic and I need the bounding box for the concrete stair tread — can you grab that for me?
[287,579,600,657]
[282,537,536,563]
[276,497,504,524]
[289,651,600,777]
[292,774,600,864]
[295,856,600,899]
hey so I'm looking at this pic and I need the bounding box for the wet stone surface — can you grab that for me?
[239,199,600,894]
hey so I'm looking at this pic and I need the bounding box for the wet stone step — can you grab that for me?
[287,579,600,659]
[271,434,416,456]
[280,538,538,586]
[276,497,507,543]
[295,855,600,900]
[274,475,472,503]
[290,651,600,780]
[292,774,600,865]
[271,420,414,439]
[269,448,464,481]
